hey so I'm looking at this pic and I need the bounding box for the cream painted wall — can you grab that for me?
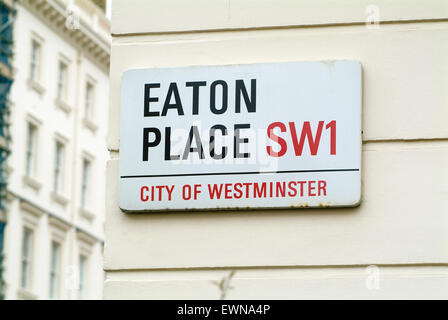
[105,0,448,299]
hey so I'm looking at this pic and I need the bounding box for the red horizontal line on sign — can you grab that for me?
[120,168,360,179]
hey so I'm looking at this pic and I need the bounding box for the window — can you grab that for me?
[81,159,91,209]
[53,141,64,194]
[84,82,94,120]
[49,241,61,299]
[30,40,41,82]
[78,255,87,299]
[21,227,33,290]
[57,61,68,101]
[25,123,37,178]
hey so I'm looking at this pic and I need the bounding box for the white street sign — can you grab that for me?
[119,60,362,211]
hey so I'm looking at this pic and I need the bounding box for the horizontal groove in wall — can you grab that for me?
[363,137,448,144]
[105,262,448,274]
[111,18,448,38]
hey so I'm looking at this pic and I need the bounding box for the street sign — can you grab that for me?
[119,60,362,211]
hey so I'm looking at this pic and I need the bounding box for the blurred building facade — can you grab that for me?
[2,0,110,299]
[0,0,15,300]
